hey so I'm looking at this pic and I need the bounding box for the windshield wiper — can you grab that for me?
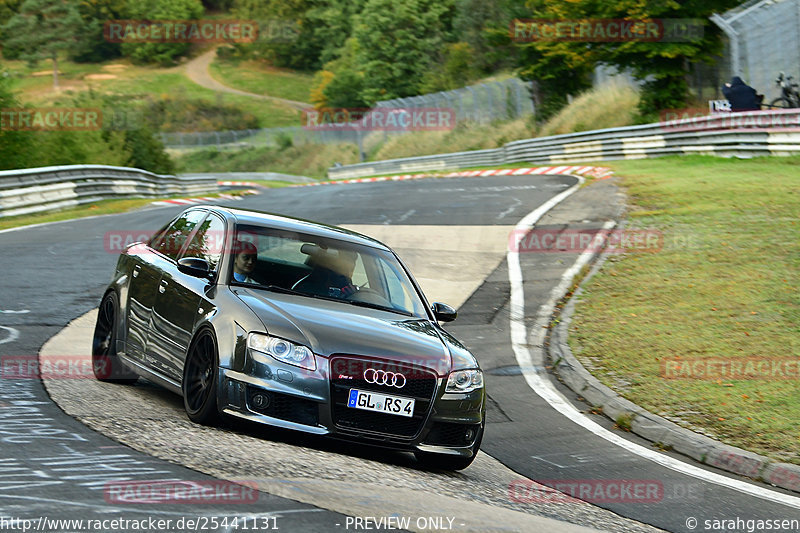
[345,299,413,316]
[262,285,413,316]
[263,284,305,296]
[263,285,339,303]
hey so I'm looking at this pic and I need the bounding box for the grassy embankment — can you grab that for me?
[572,155,799,464]
[209,59,313,103]
[173,81,640,177]
[7,56,304,128]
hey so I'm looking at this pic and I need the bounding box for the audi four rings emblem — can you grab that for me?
[363,368,406,388]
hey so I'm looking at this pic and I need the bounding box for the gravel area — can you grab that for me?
[42,311,662,533]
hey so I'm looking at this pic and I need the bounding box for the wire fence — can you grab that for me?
[375,78,534,124]
[160,78,534,150]
[159,127,362,149]
[711,0,800,102]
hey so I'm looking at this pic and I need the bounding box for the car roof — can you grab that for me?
[195,205,391,251]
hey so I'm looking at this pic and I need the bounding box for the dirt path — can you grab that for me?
[183,48,311,111]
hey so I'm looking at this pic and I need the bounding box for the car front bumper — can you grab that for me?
[217,353,485,456]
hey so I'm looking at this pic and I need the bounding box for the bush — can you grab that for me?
[140,96,261,132]
[120,0,204,65]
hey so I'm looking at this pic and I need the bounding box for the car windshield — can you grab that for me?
[230,224,428,318]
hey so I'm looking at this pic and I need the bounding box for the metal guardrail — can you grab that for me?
[327,110,800,179]
[0,165,218,218]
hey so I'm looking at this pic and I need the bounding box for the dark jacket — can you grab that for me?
[723,77,763,111]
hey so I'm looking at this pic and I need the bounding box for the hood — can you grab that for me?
[236,288,453,375]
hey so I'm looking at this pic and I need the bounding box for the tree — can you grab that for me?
[309,37,367,110]
[352,0,453,104]
[120,0,204,65]
[420,42,478,93]
[233,0,320,70]
[2,0,83,89]
[0,69,36,169]
[0,0,24,55]
[453,0,515,73]
[513,0,743,117]
[70,0,125,63]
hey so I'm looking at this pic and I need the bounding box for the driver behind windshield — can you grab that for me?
[293,246,358,298]
[232,240,258,284]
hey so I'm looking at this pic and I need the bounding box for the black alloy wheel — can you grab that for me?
[92,292,138,384]
[183,329,222,425]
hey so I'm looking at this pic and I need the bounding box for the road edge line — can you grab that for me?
[506,176,800,509]
[548,231,800,495]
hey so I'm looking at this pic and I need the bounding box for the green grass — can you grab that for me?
[6,56,301,128]
[86,72,300,128]
[0,197,162,231]
[569,155,800,464]
[209,58,313,103]
[538,81,640,137]
[0,190,258,231]
[174,143,360,179]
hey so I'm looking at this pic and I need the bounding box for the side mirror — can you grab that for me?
[432,302,457,323]
[178,257,213,279]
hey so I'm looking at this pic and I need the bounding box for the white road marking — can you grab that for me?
[397,209,416,222]
[0,309,29,314]
[507,177,800,509]
[497,198,522,220]
[0,325,19,345]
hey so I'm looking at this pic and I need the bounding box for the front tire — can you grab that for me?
[92,292,138,384]
[182,329,222,426]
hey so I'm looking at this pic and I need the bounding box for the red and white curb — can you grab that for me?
[218,181,263,188]
[298,166,613,187]
[150,190,259,207]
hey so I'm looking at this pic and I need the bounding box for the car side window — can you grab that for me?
[378,258,414,313]
[150,210,206,261]
[181,214,226,270]
[350,254,368,287]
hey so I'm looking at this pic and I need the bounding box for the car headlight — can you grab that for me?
[445,369,483,393]
[247,333,316,371]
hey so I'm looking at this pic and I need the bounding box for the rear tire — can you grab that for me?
[770,97,794,109]
[92,292,138,384]
[182,329,222,426]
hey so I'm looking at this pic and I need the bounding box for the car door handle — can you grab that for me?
[159,280,167,294]
[133,265,141,278]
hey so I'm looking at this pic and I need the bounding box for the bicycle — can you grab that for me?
[769,72,800,108]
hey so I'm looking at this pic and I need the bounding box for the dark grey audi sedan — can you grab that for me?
[93,206,485,470]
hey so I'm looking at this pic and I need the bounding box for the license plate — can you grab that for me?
[347,389,415,418]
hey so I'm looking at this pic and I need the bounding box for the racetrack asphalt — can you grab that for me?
[1,174,798,532]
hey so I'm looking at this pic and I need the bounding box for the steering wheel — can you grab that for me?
[345,287,393,307]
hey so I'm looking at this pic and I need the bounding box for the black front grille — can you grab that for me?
[330,356,438,438]
[422,422,480,447]
[246,386,319,427]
